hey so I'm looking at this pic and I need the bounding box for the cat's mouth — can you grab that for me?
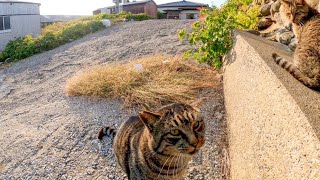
[182,146,198,155]
[188,149,198,155]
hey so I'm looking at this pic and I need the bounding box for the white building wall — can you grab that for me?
[180,10,200,19]
[0,2,40,51]
[100,7,111,14]
[180,13,186,20]
[0,3,40,15]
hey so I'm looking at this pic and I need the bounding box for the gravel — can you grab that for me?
[0,20,228,179]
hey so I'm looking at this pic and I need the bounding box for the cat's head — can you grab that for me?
[139,103,205,156]
[280,0,310,25]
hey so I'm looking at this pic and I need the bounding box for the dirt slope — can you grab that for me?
[0,20,227,179]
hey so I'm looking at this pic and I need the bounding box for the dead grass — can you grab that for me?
[0,164,5,173]
[0,63,10,70]
[65,54,219,109]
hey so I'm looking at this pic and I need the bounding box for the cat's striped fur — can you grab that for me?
[272,53,320,88]
[273,0,320,89]
[98,127,116,140]
[98,103,205,179]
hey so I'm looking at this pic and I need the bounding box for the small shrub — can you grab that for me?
[157,12,166,19]
[0,52,5,62]
[37,33,61,51]
[125,13,151,21]
[2,35,40,61]
[222,0,260,29]
[2,12,150,63]
[82,12,152,21]
[178,0,260,69]
[179,9,235,69]
[2,20,105,62]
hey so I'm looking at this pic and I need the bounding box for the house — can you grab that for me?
[158,0,209,20]
[93,7,113,15]
[93,0,157,18]
[40,15,89,27]
[0,1,41,51]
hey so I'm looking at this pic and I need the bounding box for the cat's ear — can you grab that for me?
[139,111,161,131]
[296,0,304,5]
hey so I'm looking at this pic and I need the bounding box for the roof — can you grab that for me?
[40,15,89,23]
[95,0,156,11]
[158,0,208,7]
[0,0,40,5]
[121,0,155,6]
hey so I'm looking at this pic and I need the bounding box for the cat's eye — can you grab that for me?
[171,129,180,136]
[194,121,200,129]
[166,137,180,144]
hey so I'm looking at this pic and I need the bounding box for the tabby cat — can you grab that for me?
[272,0,320,88]
[98,103,205,180]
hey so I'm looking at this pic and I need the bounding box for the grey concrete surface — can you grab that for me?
[224,30,320,179]
[237,31,320,135]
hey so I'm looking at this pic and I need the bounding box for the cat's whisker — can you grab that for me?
[177,154,183,175]
[157,155,173,178]
[173,154,178,177]
[167,155,176,177]
[174,154,182,177]
[146,150,157,159]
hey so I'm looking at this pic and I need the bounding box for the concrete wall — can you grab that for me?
[224,30,320,179]
[100,8,111,14]
[0,2,40,51]
[166,11,180,19]
[144,1,157,18]
[0,2,40,15]
[179,10,199,20]
[123,3,145,14]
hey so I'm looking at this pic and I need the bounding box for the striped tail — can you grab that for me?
[98,127,117,140]
[272,53,320,88]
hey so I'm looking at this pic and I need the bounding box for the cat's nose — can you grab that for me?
[285,23,292,31]
[188,135,198,147]
[187,146,196,154]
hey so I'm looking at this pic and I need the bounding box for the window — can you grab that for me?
[0,16,11,32]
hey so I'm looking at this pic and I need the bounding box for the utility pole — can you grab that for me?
[113,0,120,14]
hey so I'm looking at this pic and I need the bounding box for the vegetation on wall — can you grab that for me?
[222,0,260,30]
[0,20,104,62]
[178,0,260,69]
[83,12,151,22]
[0,12,152,63]
[157,12,167,19]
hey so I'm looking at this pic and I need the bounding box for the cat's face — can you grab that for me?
[139,103,205,156]
[280,0,310,24]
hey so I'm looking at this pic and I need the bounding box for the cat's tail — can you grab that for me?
[272,53,320,88]
[98,127,117,140]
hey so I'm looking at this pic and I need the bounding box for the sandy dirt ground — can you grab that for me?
[0,20,228,179]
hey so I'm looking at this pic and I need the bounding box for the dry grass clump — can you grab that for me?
[65,54,219,109]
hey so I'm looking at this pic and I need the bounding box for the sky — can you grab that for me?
[26,0,226,15]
